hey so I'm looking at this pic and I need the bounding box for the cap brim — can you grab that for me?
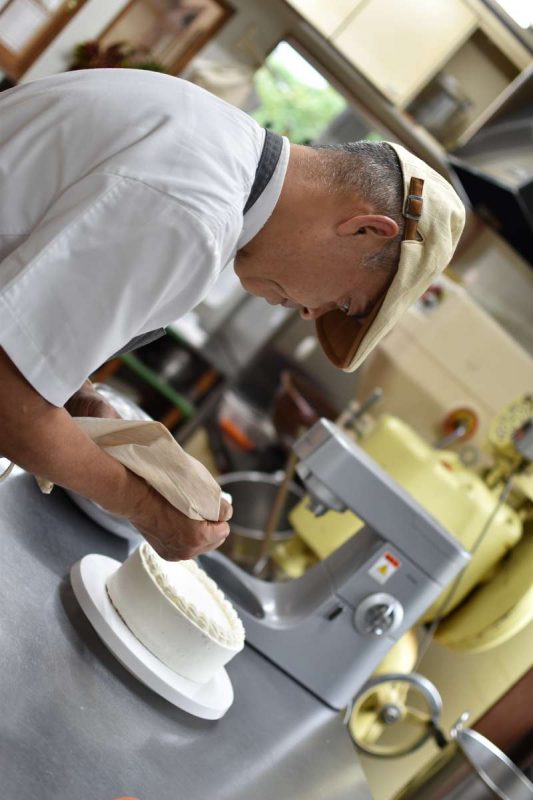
[316,296,384,370]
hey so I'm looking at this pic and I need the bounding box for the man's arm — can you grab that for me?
[0,348,231,560]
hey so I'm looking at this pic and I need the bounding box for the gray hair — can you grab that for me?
[310,141,404,273]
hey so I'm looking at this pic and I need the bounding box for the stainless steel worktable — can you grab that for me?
[0,472,372,800]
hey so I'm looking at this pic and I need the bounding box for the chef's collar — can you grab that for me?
[238,131,289,248]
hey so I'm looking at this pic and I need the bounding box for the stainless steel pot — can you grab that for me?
[396,716,533,800]
[218,471,304,572]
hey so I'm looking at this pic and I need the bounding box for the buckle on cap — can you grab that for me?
[404,193,423,221]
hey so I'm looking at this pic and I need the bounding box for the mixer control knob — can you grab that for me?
[354,593,404,636]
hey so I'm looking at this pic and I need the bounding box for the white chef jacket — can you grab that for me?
[0,69,289,406]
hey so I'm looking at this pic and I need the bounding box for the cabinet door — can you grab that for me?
[332,0,477,107]
[286,0,365,38]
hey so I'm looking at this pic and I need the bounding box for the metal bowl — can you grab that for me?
[67,492,142,542]
[217,471,304,570]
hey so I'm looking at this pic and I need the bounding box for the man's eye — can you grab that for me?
[350,307,372,320]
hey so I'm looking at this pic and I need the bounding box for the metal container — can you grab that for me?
[218,471,304,571]
[396,726,533,799]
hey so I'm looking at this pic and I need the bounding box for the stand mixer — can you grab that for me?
[201,418,470,710]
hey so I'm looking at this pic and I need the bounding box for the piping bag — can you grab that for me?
[37,417,225,521]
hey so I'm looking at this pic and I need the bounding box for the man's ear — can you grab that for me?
[337,214,399,239]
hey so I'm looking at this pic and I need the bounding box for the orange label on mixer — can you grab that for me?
[369,552,401,584]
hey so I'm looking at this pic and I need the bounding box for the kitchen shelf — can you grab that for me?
[91,331,225,440]
[283,0,531,154]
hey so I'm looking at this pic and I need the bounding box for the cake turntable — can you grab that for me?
[70,554,235,720]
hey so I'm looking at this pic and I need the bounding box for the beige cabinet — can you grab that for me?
[284,0,530,150]
[332,0,478,107]
[286,0,364,38]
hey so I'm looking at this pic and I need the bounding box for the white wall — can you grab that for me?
[453,224,533,354]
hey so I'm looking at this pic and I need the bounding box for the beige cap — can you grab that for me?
[316,142,466,371]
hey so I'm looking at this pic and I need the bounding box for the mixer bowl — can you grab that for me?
[217,471,304,571]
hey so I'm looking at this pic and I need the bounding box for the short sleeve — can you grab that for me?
[0,172,221,406]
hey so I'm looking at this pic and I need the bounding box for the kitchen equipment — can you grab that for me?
[488,394,533,468]
[288,414,522,620]
[252,450,299,576]
[201,418,470,710]
[435,530,533,652]
[217,471,304,573]
[396,713,533,799]
[70,554,234,719]
[349,672,444,757]
[450,714,533,800]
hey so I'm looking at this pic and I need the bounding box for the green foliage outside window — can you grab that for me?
[251,59,347,144]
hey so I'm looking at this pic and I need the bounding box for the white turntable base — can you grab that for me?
[70,554,234,720]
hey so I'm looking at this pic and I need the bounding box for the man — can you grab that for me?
[0,68,465,560]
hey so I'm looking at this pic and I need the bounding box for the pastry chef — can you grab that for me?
[0,68,465,560]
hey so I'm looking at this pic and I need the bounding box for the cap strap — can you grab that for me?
[403,176,424,241]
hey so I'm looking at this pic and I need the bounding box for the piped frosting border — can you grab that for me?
[140,544,245,650]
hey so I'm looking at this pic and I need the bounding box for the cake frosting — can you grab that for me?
[107,543,245,683]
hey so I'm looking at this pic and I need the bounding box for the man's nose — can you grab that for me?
[299,305,334,321]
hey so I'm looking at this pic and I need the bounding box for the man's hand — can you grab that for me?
[63,379,233,561]
[129,487,233,561]
[0,349,232,561]
[64,380,120,419]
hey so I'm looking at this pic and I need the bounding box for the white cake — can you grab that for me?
[106,543,245,684]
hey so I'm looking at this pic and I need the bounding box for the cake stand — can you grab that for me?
[70,554,234,720]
